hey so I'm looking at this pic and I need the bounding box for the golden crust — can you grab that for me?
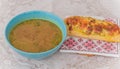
[65,16,120,43]
[68,31,120,42]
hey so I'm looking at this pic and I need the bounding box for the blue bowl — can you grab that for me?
[5,10,67,59]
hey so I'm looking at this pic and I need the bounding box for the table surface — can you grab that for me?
[0,0,120,69]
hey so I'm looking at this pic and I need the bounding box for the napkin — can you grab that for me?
[60,17,119,57]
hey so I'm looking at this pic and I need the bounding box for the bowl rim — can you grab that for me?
[4,10,67,55]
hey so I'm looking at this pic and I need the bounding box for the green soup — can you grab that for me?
[9,19,62,53]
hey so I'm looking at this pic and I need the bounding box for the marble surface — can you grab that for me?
[0,0,120,69]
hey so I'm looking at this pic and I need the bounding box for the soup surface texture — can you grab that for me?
[9,19,62,53]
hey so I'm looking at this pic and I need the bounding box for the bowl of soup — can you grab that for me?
[5,10,67,59]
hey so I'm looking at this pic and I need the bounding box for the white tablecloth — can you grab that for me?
[0,0,120,69]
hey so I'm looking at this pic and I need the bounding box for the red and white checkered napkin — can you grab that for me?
[60,37,119,57]
[60,17,119,57]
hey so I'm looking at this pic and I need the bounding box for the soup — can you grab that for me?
[9,19,62,53]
